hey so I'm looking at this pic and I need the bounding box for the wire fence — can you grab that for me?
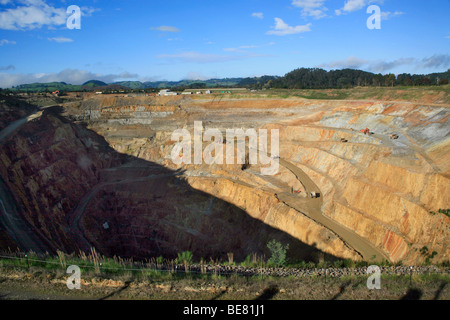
[0,252,449,279]
[0,253,262,277]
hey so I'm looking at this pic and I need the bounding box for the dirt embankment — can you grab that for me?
[0,267,448,300]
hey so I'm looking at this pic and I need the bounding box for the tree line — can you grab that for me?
[239,68,450,90]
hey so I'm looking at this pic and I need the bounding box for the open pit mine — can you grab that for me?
[0,94,448,265]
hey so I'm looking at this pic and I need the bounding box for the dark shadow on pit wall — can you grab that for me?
[0,105,342,263]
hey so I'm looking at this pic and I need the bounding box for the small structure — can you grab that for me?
[340,138,348,143]
[360,128,370,135]
[158,89,178,96]
[310,192,320,198]
[390,134,399,140]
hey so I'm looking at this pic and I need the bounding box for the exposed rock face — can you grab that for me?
[0,96,448,265]
[0,109,125,252]
[273,102,449,263]
[0,106,327,262]
[76,97,447,264]
[0,96,35,130]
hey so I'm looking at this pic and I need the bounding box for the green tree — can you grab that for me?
[267,240,289,267]
[176,251,193,264]
[177,251,193,273]
[385,74,396,87]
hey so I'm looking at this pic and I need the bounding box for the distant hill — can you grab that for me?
[112,81,146,90]
[114,78,246,89]
[82,80,108,87]
[11,82,82,92]
[5,68,449,92]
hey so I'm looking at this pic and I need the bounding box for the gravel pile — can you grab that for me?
[170,264,448,278]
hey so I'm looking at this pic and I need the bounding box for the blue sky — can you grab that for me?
[0,0,449,87]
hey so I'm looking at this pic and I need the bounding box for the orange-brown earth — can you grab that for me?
[0,94,448,264]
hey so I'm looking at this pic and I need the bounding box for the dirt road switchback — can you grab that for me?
[277,158,390,263]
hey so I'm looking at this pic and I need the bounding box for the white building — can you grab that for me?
[158,89,178,96]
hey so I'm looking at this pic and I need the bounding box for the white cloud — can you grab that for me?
[266,18,312,36]
[319,56,369,69]
[151,25,180,33]
[421,54,450,69]
[336,0,386,15]
[0,68,139,88]
[0,0,97,30]
[0,65,15,71]
[48,36,73,43]
[157,51,271,64]
[319,56,415,72]
[0,39,16,45]
[292,0,325,8]
[369,58,416,73]
[342,0,367,13]
[184,72,211,81]
[80,6,99,17]
[381,11,404,20]
[252,12,264,19]
[158,51,236,63]
[292,0,328,19]
[0,0,66,30]
[319,54,450,73]
[223,45,257,53]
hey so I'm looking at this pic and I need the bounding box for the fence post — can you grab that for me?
[409,266,413,287]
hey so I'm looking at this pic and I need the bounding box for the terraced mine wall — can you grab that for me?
[0,95,448,265]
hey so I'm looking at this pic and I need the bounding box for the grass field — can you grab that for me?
[192,85,450,105]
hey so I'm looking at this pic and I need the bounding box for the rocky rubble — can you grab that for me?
[151,263,449,278]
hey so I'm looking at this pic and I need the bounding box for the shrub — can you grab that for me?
[266,240,289,267]
[429,208,450,218]
[333,260,344,268]
[343,259,355,268]
[176,251,193,265]
[177,251,193,274]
